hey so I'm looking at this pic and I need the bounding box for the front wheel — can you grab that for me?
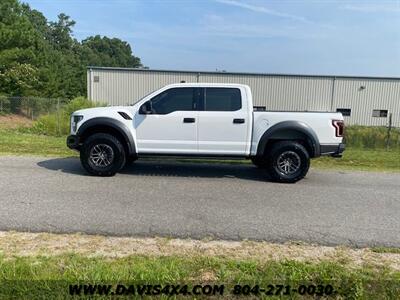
[80,133,126,176]
[266,141,310,183]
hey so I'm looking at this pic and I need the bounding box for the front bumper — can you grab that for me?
[320,143,345,158]
[66,135,80,150]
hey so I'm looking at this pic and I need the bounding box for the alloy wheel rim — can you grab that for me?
[276,151,301,175]
[89,144,114,167]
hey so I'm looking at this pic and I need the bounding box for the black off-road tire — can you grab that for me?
[80,133,126,176]
[266,141,310,183]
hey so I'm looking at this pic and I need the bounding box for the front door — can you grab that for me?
[135,87,200,154]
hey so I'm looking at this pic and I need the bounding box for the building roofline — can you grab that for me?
[87,66,400,81]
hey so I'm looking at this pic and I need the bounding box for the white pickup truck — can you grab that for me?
[67,83,345,183]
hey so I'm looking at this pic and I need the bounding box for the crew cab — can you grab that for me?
[67,83,345,183]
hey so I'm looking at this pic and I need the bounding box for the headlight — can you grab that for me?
[71,115,83,133]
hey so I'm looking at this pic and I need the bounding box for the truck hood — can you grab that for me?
[70,106,135,135]
[72,106,133,116]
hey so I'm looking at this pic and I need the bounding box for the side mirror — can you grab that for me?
[139,101,152,114]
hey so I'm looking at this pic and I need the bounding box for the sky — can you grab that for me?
[23,0,400,77]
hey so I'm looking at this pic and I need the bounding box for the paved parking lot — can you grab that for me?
[0,156,399,247]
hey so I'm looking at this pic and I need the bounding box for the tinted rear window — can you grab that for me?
[204,88,241,111]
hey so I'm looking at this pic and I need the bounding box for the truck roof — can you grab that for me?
[164,82,250,89]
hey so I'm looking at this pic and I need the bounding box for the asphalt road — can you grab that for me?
[0,156,399,247]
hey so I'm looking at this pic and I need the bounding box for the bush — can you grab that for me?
[345,126,400,150]
[27,97,101,136]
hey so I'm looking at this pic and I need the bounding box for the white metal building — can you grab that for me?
[87,67,400,127]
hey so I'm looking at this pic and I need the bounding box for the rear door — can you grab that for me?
[135,87,200,154]
[197,87,249,155]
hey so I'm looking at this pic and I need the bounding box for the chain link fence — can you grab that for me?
[0,96,93,136]
[0,96,68,120]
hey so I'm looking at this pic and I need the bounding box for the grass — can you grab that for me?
[0,129,76,157]
[0,129,399,172]
[0,254,398,299]
[1,231,399,298]
[371,247,400,254]
[312,148,400,172]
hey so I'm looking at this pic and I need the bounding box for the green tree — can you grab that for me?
[81,35,141,67]
[0,0,143,99]
[48,13,76,50]
[0,0,42,96]
[0,63,38,95]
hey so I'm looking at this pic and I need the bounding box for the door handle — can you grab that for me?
[183,118,196,123]
[233,118,245,124]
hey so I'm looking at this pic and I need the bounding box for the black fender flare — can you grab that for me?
[256,121,320,157]
[76,117,136,156]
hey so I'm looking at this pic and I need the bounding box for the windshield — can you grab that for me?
[130,88,159,106]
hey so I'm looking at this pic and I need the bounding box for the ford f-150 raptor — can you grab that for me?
[67,83,345,183]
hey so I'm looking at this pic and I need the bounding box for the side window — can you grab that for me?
[372,109,388,117]
[150,88,198,114]
[336,108,351,116]
[204,88,242,111]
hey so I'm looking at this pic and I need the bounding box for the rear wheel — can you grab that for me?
[266,141,310,183]
[80,133,126,176]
